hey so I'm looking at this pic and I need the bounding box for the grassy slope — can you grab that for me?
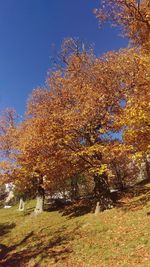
[0,186,150,267]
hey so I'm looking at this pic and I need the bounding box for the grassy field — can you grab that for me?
[0,186,150,267]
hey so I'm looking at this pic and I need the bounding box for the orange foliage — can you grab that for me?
[94,0,150,49]
[14,41,130,193]
[0,1,149,196]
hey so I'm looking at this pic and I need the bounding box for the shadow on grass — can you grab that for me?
[120,194,150,212]
[116,182,150,212]
[23,207,35,216]
[46,197,114,218]
[58,180,150,217]
[0,231,34,262]
[0,223,16,237]
[0,227,73,267]
[44,197,93,218]
[42,181,150,218]
[60,199,92,218]
[44,199,66,213]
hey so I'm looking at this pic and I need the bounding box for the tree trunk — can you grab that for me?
[34,185,45,214]
[113,163,125,190]
[145,158,150,180]
[93,173,113,211]
[139,159,150,181]
[70,176,79,200]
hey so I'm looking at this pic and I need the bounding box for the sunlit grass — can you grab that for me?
[0,194,150,267]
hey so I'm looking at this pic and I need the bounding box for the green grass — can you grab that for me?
[0,194,150,267]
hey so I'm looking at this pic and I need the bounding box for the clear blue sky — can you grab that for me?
[0,0,128,115]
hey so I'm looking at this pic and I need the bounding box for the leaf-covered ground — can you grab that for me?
[0,186,150,267]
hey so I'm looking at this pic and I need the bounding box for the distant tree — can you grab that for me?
[0,108,18,185]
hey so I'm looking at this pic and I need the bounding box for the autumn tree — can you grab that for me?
[0,1,149,215]
[14,39,135,210]
[0,108,19,185]
[95,0,150,180]
[121,53,150,167]
[94,0,150,50]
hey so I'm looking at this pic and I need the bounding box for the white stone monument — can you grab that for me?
[18,198,25,211]
[95,201,100,215]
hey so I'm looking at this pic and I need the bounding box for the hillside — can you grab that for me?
[0,185,150,267]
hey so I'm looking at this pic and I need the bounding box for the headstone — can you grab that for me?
[95,201,100,215]
[5,190,14,204]
[4,205,12,208]
[34,196,44,214]
[18,198,25,211]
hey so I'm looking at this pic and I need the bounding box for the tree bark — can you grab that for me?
[34,185,45,214]
[145,158,150,180]
[93,173,113,211]
[113,162,126,190]
[70,176,79,200]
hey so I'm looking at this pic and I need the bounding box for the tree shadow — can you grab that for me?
[0,223,16,237]
[136,177,150,186]
[59,198,93,218]
[0,231,34,262]
[115,182,150,212]
[44,199,70,212]
[0,227,73,266]
[45,183,150,217]
[23,207,35,216]
[50,191,125,218]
